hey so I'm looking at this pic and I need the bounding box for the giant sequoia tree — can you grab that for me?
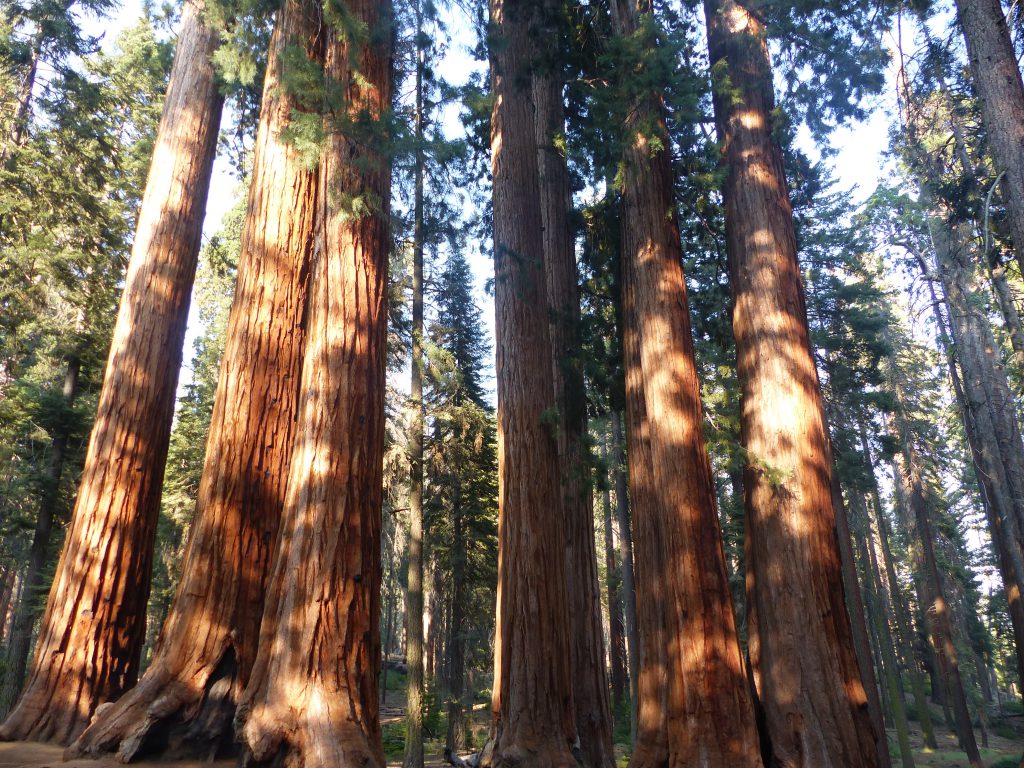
[703,1,880,764]
[0,0,223,742]
[610,0,763,764]
[234,0,393,760]
[68,0,320,756]
[484,0,577,761]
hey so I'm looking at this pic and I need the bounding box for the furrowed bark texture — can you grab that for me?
[67,4,318,759]
[954,0,1024,273]
[704,1,879,765]
[235,0,392,763]
[0,0,223,744]
[484,0,577,761]
[534,50,614,768]
[615,3,763,765]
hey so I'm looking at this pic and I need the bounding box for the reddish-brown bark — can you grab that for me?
[704,1,879,764]
[235,0,391,762]
[66,2,318,759]
[0,0,223,744]
[612,2,763,765]
[483,0,577,761]
[534,42,614,768]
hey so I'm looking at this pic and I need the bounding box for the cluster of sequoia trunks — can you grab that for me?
[5,0,1024,765]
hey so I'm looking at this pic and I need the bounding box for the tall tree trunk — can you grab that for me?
[859,492,915,768]
[404,0,426,758]
[913,249,1024,696]
[611,410,639,742]
[703,1,879,764]
[1,357,80,717]
[534,33,614,768]
[954,0,1024,273]
[600,438,628,714]
[446,485,467,753]
[930,218,1024,693]
[860,421,938,749]
[236,0,391,761]
[613,3,763,765]
[889,409,983,766]
[0,0,223,744]
[67,2,318,758]
[483,0,577,760]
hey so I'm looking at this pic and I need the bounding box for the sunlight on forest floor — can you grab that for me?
[1,700,1022,768]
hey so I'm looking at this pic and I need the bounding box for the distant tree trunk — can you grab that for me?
[0,569,15,643]
[612,410,639,741]
[0,0,223,744]
[703,1,879,764]
[859,494,914,768]
[483,0,577,761]
[913,250,1024,697]
[600,438,627,713]
[67,3,318,759]
[613,1,763,764]
[929,219,1024,695]
[860,421,938,749]
[1,357,80,717]
[534,35,614,768]
[404,0,427,757]
[889,413,983,767]
[843,482,909,766]
[954,0,1024,272]
[235,0,391,762]
[446,486,467,753]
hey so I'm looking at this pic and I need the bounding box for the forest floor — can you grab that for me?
[2,694,1024,767]
[890,713,1024,767]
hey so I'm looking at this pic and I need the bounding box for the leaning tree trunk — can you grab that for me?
[534,41,614,768]
[67,2,319,759]
[954,0,1024,273]
[235,0,391,763]
[613,2,763,765]
[703,1,880,765]
[0,0,222,744]
[483,0,577,762]
[0,357,79,718]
